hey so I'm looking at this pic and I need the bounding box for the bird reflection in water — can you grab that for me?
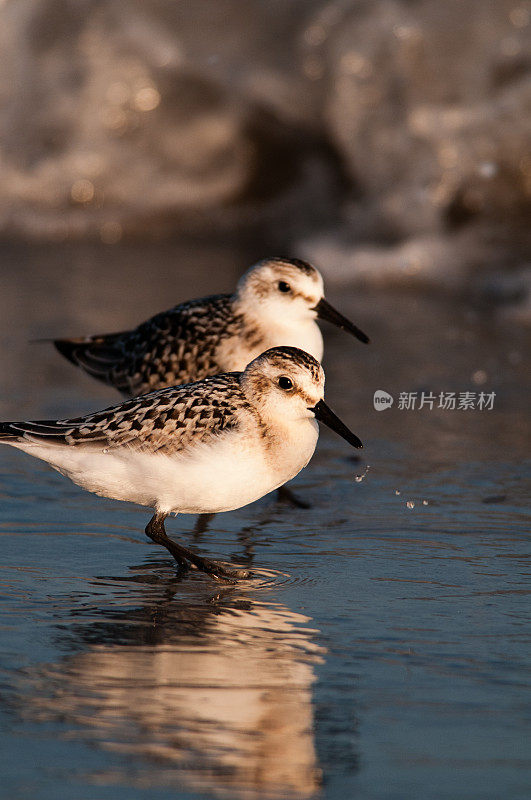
[23,559,325,799]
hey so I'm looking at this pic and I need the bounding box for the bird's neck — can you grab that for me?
[235,302,324,363]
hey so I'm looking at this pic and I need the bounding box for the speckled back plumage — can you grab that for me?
[54,295,244,397]
[0,374,250,455]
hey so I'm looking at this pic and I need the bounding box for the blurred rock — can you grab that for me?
[0,0,327,239]
[0,0,529,303]
[322,0,531,237]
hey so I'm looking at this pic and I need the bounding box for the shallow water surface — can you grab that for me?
[0,245,529,799]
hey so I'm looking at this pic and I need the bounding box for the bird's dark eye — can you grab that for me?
[278,281,291,293]
[278,376,293,390]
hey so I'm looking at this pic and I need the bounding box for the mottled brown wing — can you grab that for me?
[53,294,242,397]
[0,374,248,455]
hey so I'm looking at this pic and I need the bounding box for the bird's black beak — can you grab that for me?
[313,298,370,344]
[310,399,363,448]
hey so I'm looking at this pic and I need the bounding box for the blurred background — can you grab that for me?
[0,0,530,312]
[0,4,530,800]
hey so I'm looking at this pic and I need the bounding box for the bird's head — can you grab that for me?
[241,346,362,448]
[235,257,369,344]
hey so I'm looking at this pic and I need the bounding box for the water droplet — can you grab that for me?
[406,500,415,509]
[134,85,161,112]
[422,500,429,506]
[340,51,373,78]
[510,6,530,28]
[354,465,370,483]
[70,179,94,204]
[478,162,497,179]
[102,106,128,131]
[395,489,401,495]
[304,24,327,46]
[102,448,108,454]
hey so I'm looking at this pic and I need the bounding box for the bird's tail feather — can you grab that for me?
[53,338,83,366]
[0,422,21,441]
[30,336,97,366]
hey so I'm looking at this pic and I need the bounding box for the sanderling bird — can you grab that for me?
[52,257,369,397]
[1,347,361,581]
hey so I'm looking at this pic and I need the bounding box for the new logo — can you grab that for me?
[373,390,394,411]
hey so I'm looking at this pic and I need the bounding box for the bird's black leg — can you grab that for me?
[276,485,311,509]
[145,513,189,572]
[145,513,250,582]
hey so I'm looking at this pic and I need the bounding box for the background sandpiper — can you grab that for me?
[51,257,369,398]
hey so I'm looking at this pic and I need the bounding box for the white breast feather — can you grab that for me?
[9,417,319,515]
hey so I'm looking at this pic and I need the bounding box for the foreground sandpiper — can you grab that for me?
[52,257,369,397]
[0,347,362,581]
